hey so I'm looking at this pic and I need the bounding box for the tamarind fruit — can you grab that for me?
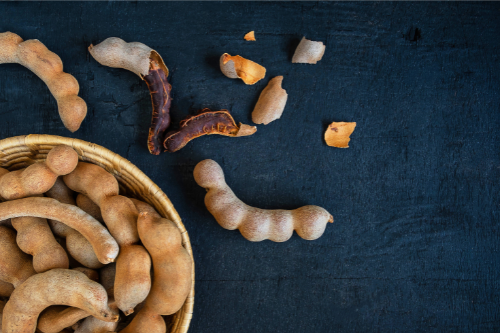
[11,216,69,273]
[2,269,119,333]
[0,145,78,200]
[0,280,14,298]
[193,159,334,242]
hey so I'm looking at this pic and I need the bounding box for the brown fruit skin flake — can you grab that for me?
[164,109,256,152]
[244,31,256,41]
[220,53,266,85]
[143,59,172,155]
[325,122,356,148]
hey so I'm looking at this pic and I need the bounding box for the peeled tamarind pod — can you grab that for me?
[0,226,36,287]
[0,145,79,200]
[0,197,119,264]
[76,194,103,222]
[137,210,192,315]
[193,159,334,242]
[0,279,14,298]
[88,37,172,155]
[2,269,119,333]
[114,245,151,315]
[0,32,87,132]
[118,306,165,333]
[11,216,69,273]
[37,306,89,333]
[63,162,119,207]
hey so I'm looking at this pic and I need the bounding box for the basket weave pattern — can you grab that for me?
[0,134,194,333]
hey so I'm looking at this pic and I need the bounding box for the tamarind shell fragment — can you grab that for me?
[163,108,256,152]
[144,58,172,155]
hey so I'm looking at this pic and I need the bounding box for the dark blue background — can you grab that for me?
[1,2,499,332]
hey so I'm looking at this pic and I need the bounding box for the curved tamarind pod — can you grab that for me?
[37,306,89,333]
[100,195,139,246]
[63,162,119,207]
[88,37,171,155]
[114,245,151,316]
[0,279,14,298]
[138,211,192,315]
[193,159,333,242]
[0,226,36,287]
[2,269,119,333]
[0,197,119,264]
[11,216,69,273]
[118,306,165,333]
[76,194,103,222]
[0,32,87,132]
[0,145,79,200]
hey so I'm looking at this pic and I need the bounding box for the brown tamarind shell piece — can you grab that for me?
[163,108,256,152]
[143,54,172,156]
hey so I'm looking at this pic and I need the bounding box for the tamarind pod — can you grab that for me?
[73,298,119,333]
[37,306,89,333]
[0,279,14,298]
[0,226,36,287]
[0,197,119,264]
[63,162,119,207]
[11,216,69,273]
[117,306,165,333]
[0,32,87,132]
[100,195,139,246]
[76,194,103,222]
[114,245,151,315]
[88,37,171,155]
[0,145,78,200]
[138,211,192,315]
[193,159,334,242]
[45,177,76,205]
[2,269,119,333]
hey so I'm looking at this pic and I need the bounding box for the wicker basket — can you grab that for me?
[0,134,194,333]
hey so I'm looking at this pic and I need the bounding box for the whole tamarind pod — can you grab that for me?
[0,279,14,298]
[63,162,119,207]
[72,267,99,282]
[0,32,87,132]
[117,306,165,333]
[2,269,119,333]
[0,197,119,264]
[137,210,192,315]
[76,194,103,222]
[0,145,79,200]
[99,263,116,297]
[193,159,334,242]
[11,216,69,273]
[37,306,89,333]
[114,245,151,316]
[0,226,36,287]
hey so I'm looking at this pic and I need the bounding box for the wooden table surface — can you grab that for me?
[1,2,499,332]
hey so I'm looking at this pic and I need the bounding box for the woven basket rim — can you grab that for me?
[0,134,194,333]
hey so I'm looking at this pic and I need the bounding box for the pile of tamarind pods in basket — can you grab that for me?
[0,145,193,333]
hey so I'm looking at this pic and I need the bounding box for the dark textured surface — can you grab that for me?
[1,2,500,332]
